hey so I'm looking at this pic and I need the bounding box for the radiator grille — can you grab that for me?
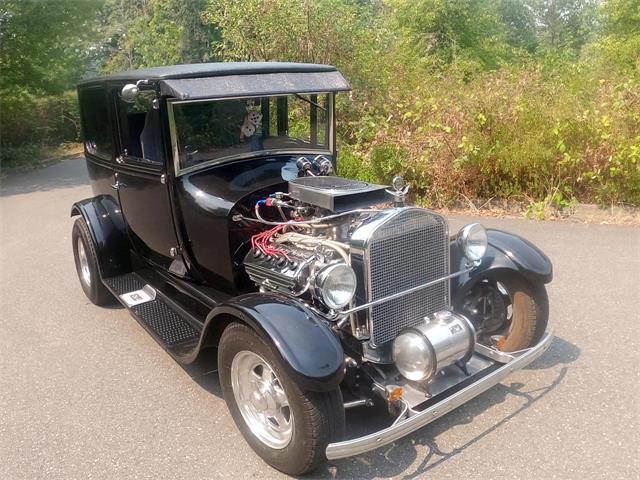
[366,209,449,346]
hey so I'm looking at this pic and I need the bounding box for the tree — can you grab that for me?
[97,0,216,73]
[601,0,640,38]
[388,0,515,70]
[202,0,365,65]
[499,0,538,54]
[529,0,599,52]
[0,0,101,94]
[592,0,640,71]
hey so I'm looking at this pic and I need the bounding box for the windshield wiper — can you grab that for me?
[294,93,327,112]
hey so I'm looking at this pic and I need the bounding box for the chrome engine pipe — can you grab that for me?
[232,208,381,227]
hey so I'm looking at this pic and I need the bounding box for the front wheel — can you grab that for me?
[218,323,345,475]
[458,275,549,351]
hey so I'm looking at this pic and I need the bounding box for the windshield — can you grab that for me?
[170,93,331,171]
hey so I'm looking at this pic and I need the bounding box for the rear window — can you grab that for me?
[79,87,113,159]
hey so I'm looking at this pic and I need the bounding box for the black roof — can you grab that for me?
[78,62,338,86]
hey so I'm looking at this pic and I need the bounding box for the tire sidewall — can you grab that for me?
[459,274,548,351]
[218,324,326,474]
[498,275,548,351]
[72,218,106,305]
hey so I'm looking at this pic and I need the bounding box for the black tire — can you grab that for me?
[500,276,548,351]
[218,322,345,475]
[72,217,114,306]
[460,275,548,352]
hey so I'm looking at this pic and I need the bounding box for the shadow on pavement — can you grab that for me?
[0,156,88,197]
[526,336,580,370]
[311,335,579,479]
[180,347,223,398]
[170,334,579,479]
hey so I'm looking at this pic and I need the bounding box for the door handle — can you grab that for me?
[110,181,127,190]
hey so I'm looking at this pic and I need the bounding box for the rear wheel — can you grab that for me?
[72,218,114,306]
[218,323,344,475]
[459,275,548,351]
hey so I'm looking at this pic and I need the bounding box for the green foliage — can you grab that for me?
[0,89,81,165]
[389,0,518,71]
[0,0,100,95]
[531,0,599,52]
[0,143,42,170]
[0,0,95,167]
[98,0,216,73]
[344,60,640,207]
[202,0,366,66]
[0,0,638,208]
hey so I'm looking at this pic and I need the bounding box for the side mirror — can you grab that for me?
[120,83,139,103]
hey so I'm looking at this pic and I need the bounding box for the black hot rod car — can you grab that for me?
[71,62,553,475]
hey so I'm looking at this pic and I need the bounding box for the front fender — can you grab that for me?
[451,229,552,303]
[71,196,130,278]
[205,293,345,392]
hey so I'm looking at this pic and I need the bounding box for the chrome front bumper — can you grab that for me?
[325,332,554,460]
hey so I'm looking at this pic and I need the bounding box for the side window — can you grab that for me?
[116,91,162,166]
[79,87,113,159]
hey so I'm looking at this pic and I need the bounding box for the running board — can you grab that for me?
[103,273,202,359]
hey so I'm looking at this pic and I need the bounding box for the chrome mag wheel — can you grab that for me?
[77,237,91,286]
[230,350,293,449]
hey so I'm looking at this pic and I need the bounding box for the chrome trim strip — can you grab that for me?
[167,100,181,177]
[325,331,554,460]
[338,266,474,317]
[168,91,334,106]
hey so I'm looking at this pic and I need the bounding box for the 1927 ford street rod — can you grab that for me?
[71,62,552,475]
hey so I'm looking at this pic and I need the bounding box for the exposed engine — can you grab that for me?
[238,159,480,392]
[242,174,388,313]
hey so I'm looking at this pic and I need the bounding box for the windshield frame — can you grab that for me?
[167,92,335,176]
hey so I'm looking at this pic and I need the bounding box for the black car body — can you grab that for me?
[71,62,553,475]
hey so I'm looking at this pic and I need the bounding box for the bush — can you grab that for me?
[338,58,640,207]
[0,144,43,170]
[0,89,80,167]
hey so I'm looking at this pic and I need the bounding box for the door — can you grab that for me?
[112,88,180,271]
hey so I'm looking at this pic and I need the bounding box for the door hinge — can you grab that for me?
[169,246,182,258]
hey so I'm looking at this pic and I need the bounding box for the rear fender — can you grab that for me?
[71,196,131,278]
[451,229,552,303]
[204,293,345,392]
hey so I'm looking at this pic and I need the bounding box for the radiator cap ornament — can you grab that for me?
[387,175,410,206]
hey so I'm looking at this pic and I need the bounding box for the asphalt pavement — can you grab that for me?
[1,158,639,479]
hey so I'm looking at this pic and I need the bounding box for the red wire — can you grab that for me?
[250,199,309,262]
[250,225,291,261]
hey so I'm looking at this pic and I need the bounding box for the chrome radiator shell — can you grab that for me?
[350,208,450,350]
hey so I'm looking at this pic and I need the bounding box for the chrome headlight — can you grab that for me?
[315,264,356,310]
[392,330,435,381]
[458,223,488,262]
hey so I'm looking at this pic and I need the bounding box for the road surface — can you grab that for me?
[1,158,638,479]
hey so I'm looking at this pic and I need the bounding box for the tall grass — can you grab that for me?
[338,56,640,207]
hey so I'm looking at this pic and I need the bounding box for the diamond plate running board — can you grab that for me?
[103,273,201,356]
